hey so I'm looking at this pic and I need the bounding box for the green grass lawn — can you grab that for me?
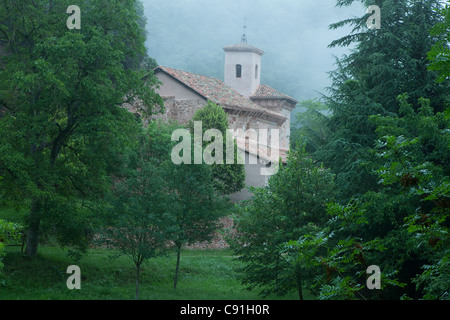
[0,204,313,300]
[0,246,311,300]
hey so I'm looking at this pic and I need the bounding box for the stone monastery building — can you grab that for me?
[151,41,298,202]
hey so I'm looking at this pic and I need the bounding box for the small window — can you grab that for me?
[255,65,258,79]
[236,64,242,78]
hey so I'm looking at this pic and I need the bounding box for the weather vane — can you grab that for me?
[241,16,247,44]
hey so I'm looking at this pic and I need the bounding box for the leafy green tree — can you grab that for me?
[229,147,335,299]
[99,129,171,300]
[287,1,450,300]
[189,101,246,196]
[0,0,163,256]
[165,159,226,289]
[144,120,227,289]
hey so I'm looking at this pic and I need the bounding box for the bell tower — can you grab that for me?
[223,26,264,98]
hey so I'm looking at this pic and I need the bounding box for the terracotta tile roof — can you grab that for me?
[155,66,286,123]
[236,138,288,164]
[250,84,298,104]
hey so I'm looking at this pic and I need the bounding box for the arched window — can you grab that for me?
[255,65,258,79]
[236,64,242,78]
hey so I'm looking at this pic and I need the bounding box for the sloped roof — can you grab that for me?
[250,84,298,104]
[235,139,288,164]
[155,66,286,123]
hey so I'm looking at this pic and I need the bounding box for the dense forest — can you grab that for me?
[0,0,449,302]
[246,0,450,299]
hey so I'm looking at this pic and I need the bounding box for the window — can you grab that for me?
[255,65,258,79]
[236,64,242,78]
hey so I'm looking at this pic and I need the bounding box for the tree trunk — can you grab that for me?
[173,244,182,289]
[297,279,304,301]
[25,199,40,257]
[135,263,141,300]
[296,266,304,300]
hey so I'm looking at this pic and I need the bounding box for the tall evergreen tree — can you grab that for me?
[286,2,450,299]
[427,4,450,84]
[313,0,449,201]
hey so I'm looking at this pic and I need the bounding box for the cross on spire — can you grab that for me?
[241,16,247,44]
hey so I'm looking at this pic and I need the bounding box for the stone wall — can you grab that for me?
[227,112,286,149]
[151,97,207,125]
[252,99,295,149]
[125,96,290,149]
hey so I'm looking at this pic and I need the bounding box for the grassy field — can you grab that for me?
[0,203,313,300]
[0,246,307,300]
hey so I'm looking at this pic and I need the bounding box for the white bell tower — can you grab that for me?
[223,28,264,98]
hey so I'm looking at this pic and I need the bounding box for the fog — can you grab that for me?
[142,0,365,102]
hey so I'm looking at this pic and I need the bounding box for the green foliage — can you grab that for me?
[229,147,335,299]
[307,96,450,300]
[285,5,450,299]
[190,101,230,134]
[0,0,163,255]
[427,5,450,84]
[0,219,23,273]
[98,120,228,295]
[294,0,450,203]
[149,121,228,289]
[152,119,227,249]
[98,129,171,299]
[369,96,450,299]
[291,99,330,154]
[0,246,301,300]
[189,101,246,195]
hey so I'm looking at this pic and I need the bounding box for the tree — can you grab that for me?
[144,120,227,289]
[229,147,335,299]
[369,95,449,299]
[165,158,226,289]
[285,1,450,300]
[99,129,172,300]
[427,5,450,83]
[299,95,449,300]
[291,99,331,154]
[312,0,449,202]
[189,101,246,196]
[0,0,163,256]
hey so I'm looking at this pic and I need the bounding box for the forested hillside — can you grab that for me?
[142,0,363,102]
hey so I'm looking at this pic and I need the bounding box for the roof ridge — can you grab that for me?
[158,66,222,82]
[155,66,288,123]
[250,84,298,103]
[223,43,265,56]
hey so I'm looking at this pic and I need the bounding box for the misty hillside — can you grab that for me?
[142,0,364,103]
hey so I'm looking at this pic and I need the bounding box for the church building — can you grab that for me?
[149,40,297,202]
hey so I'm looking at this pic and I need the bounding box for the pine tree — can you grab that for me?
[314,0,449,201]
